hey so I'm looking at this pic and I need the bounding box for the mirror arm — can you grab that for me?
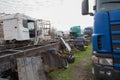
[88,13,94,16]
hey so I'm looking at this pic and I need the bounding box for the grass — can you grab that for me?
[48,44,92,80]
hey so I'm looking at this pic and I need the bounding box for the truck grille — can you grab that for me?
[111,24,120,50]
[111,24,120,31]
[112,34,120,40]
[114,58,120,64]
[114,58,120,70]
[113,44,120,50]
[111,24,120,69]
[98,36,102,50]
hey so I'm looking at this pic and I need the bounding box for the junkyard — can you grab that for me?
[0,0,120,80]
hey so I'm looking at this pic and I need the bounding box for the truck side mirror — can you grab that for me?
[82,0,89,15]
[93,5,96,10]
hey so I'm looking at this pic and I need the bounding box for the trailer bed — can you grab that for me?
[0,43,59,76]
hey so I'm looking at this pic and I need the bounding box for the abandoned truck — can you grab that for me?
[0,13,75,80]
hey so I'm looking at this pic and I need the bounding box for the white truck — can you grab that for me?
[56,31,64,37]
[0,13,36,44]
[0,13,51,46]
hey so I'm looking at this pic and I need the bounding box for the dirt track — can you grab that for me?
[48,45,99,80]
[72,53,96,80]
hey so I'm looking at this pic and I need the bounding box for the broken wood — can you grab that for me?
[17,57,46,80]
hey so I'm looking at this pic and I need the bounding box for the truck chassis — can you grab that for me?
[0,42,62,79]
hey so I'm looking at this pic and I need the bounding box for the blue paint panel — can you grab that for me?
[113,50,120,54]
[92,12,111,52]
[112,40,120,44]
[114,64,120,67]
[111,31,120,34]
[109,10,120,21]
[111,21,120,25]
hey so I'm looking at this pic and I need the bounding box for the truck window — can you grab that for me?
[28,22,35,30]
[27,20,35,38]
[23,20,28,28]
[97,0,120,12]
[23,20,35,38]
[23,20,35,29]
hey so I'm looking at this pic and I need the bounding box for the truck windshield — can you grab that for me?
[23,20,35,30]
[28,22,35,30]
[97,0,120,12]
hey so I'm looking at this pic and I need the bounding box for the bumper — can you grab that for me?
[94,64,120,80]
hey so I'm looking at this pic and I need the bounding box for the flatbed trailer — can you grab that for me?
[0,42,60,79]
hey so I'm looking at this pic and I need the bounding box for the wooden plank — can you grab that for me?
[17,57,46,80]
[17,58,27,80]
[0,78,8,80]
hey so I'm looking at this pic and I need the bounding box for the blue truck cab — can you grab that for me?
[83,27,93,35]
[82,0,120,80]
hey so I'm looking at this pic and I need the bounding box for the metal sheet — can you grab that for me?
[60,37,71,52]
[17,57,46,80]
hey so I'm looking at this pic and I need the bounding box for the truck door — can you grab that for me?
[3,19,18,40]
[27,20,35,38]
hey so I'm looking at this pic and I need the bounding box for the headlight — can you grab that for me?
[99,58,113,66]
[93,51,97,54]
[92,55,99,64]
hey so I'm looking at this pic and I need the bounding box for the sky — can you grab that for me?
[0,0,94,31]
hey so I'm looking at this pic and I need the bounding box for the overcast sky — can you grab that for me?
[0,0,94,31]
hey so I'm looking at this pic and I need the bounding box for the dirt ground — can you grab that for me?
[72,55,96,80]
[47,46,99,80]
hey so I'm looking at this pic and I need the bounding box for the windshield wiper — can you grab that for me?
[102,1,120,4]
